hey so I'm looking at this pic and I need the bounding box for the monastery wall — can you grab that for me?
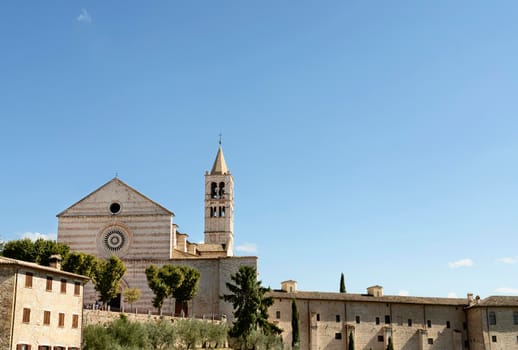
[269,294,467,350]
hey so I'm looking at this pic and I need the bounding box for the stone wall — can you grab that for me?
[269,294,468,350]
[466,306,518,350]
[0,266,15,350]
[83,256,257,320]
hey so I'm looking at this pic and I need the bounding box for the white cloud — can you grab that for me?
[235,243,257,253]
[21,232,57,241]
[497,256,518,264]
[447,292,458,298]
[398,290,409,296]
[448,258,473,269]
[77,8,92,23]
[494,287,518,295]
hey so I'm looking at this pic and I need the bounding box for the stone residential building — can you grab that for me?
[57,146,256,318]
[0,256,89,350]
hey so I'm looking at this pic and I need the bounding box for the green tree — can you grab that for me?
[2,238,69,265]
[93,256,127,306]
[122,287,141,312]
[291,299,300,349]
[386,336,394,350]
[176,319,201,349]
[348,331,355,350]
[146,265,171,313]
[221,265,282,347]
[145,319,177,350]
[62,252,99,278]
[146,264,200,315]
[340,272,346,293]
[173,265,201,315]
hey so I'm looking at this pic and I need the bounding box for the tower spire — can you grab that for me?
[210,145,229,175]
[205,143,234,256]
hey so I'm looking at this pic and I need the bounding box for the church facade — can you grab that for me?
[57,146,256,318]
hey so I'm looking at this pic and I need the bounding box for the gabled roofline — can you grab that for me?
[0,256,90,281]
[56,177,174,217]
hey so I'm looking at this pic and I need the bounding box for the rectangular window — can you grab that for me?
[74,282,81,296]
[335,333,342,340]
[513,312,518,325]
[428,338,434,345]
[446,321,451,328]
[356,316,360,324]
[336,315,341,323]
[385,315,391,324]
[53,347,65,350]
[316,314,320,321]
[58,313,65,327]
[408,319,412,327]
[68,348,80,350]
[376,317,380,325]
[25,272,33,288]
[492,335,497,342]
[43,311,50,325]
[72,314,79,328]
[38,346,50,350]
[60,279,67,294]
[16,344,31,350]
[46,277,53,291]
[276,311,280,319]
[378,335,384,342]
[489,311,496,325]
[427,320,432,328]
[22,308,31,323]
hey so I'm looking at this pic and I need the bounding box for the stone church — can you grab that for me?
[57,146,256,318]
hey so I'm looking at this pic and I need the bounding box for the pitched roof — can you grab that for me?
[268,290,468,306]
[0,256,89,280]
[196,244,225,252]
[468,296,518,307]
[210,147,229,175]
[57,177,174,217]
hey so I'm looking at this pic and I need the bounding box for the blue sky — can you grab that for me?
[1,1,518,299]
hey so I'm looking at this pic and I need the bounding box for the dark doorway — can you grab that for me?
[175,302,188,317]
[108,293,121,311]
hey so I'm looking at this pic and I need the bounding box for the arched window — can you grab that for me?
[220,206,225,217]
[211,182,218,198]
[219,182,225,197]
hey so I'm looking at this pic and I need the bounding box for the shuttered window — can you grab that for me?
[25,272,33,288]
[22,308,31,323]
[43,311,50,325]
[60,279,67,294]
[72,314,79,328]
[46,277,53,291]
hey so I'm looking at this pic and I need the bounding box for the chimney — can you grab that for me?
[467,293,474,305]
[49,254,62,270]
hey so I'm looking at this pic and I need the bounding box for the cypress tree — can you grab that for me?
[291,299,300,349]
[386,336,394,350]
[348,331,355,350]
[340,273,346,293]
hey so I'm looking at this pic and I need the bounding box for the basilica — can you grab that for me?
[57,146,256,318]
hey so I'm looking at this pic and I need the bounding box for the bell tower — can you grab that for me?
[204,144,234,256]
